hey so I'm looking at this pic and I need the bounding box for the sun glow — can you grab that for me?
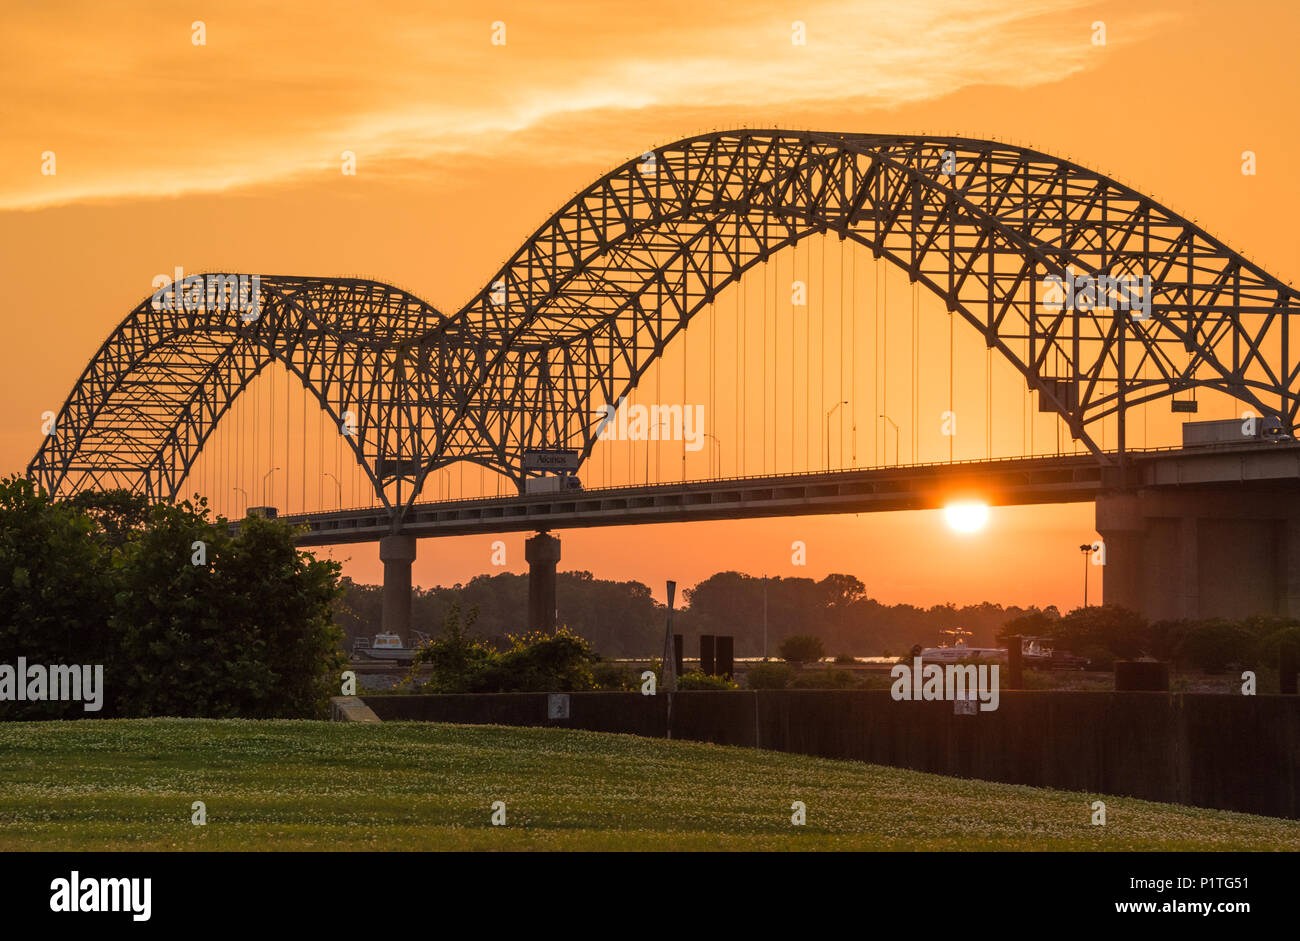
[944,501,989,533]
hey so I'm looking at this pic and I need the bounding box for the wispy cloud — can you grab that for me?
[0,0,1146,209]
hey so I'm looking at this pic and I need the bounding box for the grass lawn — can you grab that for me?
[0,718,1294,851]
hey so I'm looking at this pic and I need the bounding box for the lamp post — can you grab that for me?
[233,487,249,516]
[879,414,900,466]
[703,432,723,478]
[645,416,669,485]
[262,467,281,506]
[1079,543,1093,607]
[825,400,847,471]
[323,472,342,509]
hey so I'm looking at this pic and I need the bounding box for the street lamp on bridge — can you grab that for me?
[825,401,848,472]
[323,472,342,510]
[262,467,281,507]
[702,432,723,478]
[879,414,900,467]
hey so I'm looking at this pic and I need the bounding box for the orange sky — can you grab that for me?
[2,0,1297,610]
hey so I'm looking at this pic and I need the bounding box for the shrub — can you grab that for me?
[790,667,857,689]
[0,478,114,718]
[833,652,856,664]
[1181,619,1255,674]
[745,661,795,689]
[1254,624,1300,671]
[409,603,496,692]
[484,629,598,692]
[0,479,346,719]
[412,614,599,693]
[1047,605,1146,664]
[1078,644,1115,671]
[778,634,825,663]
[111,502,345,718]
[677,670,738,690]
[591,660,639,691]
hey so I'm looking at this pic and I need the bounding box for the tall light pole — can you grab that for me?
[879,414,900,466]
[645,415,669,485]
[703,432,723,478]
[233,487,249,516]
[262,467,281,506]
[323,472,342,509]
[1079,543,1093,607]
[825,400,847,471]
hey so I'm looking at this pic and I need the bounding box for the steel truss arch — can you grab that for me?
[28,130,1300,508]
[453,130,1300,486]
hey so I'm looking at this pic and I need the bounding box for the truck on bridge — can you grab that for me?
[1181,416,1289,448]
[524,474,583,495]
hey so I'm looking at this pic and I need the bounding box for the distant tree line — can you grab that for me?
[338,569,1047,659]
[1000,604,1300,675]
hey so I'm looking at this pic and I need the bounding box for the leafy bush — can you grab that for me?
[790,667,857,689]
[1046,605,1146,664]
[744,661,795,689]
[408,603,496,692]
[480,629,598,692]
[0,478,345,719]
[1180,619,1255,674]
[591,660,640,691]
[677,670,738,690]
[0,478,114,718]
[1254,624,1300,671]
[111,501,345,718]
[411,610,599,693]
[778,634,825,663]
[833,652,856,664]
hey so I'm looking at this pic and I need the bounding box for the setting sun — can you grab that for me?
[944,501,989,533]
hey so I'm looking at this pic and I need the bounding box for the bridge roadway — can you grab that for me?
[276,443,1300,547]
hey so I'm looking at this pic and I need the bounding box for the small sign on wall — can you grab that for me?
[547,693,571,720]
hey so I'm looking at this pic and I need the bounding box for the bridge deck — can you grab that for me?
[254,444,1300,545]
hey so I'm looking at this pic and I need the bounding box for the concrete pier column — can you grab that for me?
[1097,486,1300,621]
[525,530,562,632]
[1096,492,1145,614]
[379,534,417,645]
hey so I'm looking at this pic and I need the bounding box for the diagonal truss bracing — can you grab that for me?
[28,131,1300,513]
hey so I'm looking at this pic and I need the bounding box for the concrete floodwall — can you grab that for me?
[362,690,1299,819]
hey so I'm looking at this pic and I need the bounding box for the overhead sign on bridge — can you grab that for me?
[523,449,580,472]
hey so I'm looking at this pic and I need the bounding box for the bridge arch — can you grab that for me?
[28,130,1300,509]
[28,276,457,507]
[448,130,1300,489]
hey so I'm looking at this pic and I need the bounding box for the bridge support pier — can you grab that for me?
[1097,487,1300,621]
[379,534,418,645]
[525,531,562,632]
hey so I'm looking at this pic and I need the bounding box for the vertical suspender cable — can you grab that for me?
[949,308,954,462]
[987,346,993,459]
[805,240,810,471]
[851,241,856,465]
[820,236,825,467]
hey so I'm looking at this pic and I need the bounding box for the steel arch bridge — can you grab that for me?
[28,129,1300,513]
